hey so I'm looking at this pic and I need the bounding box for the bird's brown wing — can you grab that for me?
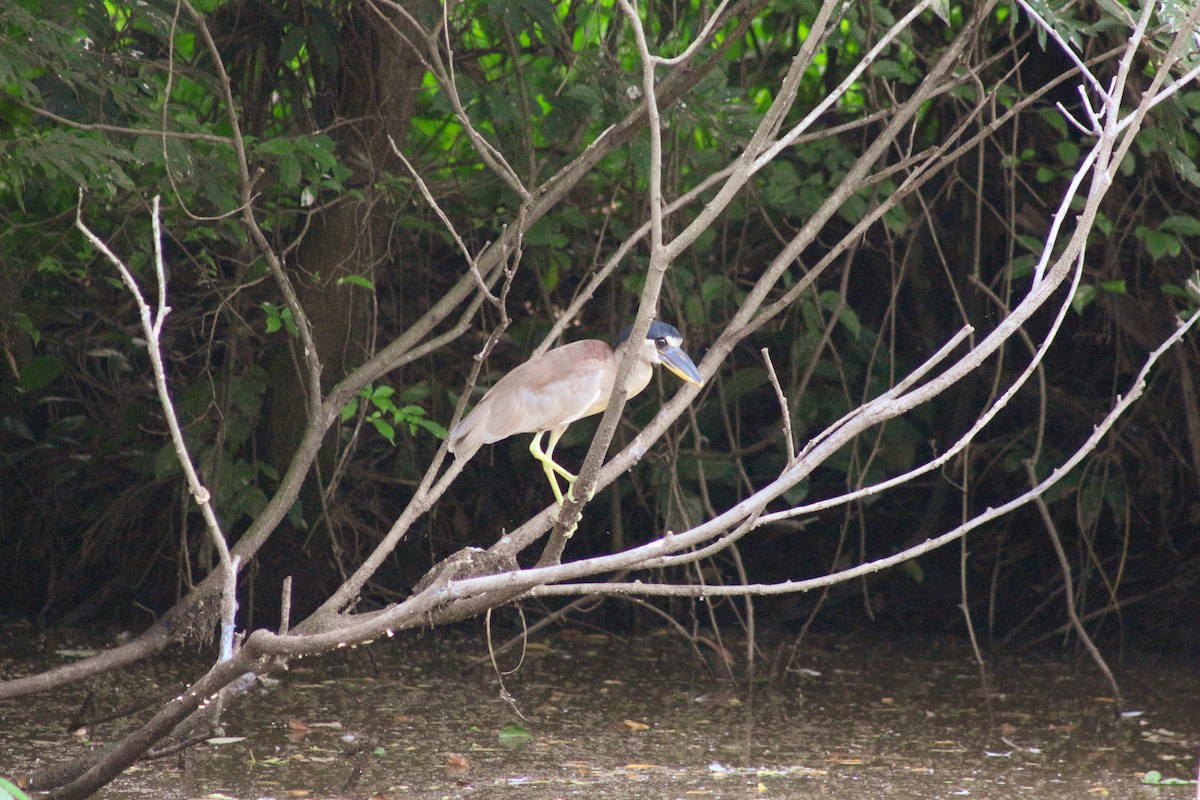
[449,340,615,461]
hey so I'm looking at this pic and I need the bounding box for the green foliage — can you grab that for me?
[342,385,447,446]
[1072,280,1127,315]
[254,134,349,206]
[497,724,533,747]
[261,302,299,336]
[1142,770,1197,786]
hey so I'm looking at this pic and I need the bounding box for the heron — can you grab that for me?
[448,320,704,515]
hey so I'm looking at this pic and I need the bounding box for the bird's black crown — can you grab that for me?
[615,319,682,345]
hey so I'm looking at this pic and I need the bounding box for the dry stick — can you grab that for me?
[1013,0,1107,97]
[279,576,293,635]
[387,135,498,305]
[367,0,529,198]
[182,0,322,411]
[1026,463,1122,710]
[699,2,991,425]
[540,0,859,561]
[761,348,797,463]
[957,455,992,700]
[16,99,231,144]
[740,35,1144,373]
[485,606,530,721]
[74,195,238,659]
[462,588,613,668]
[760,161,1104,527]
[308,236,524,622]
[1018,575,1196,650]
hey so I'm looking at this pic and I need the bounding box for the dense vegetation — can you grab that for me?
[1,0,1199,792]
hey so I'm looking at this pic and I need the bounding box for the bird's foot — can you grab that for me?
[565,479,596,504]
[551,504,582,538]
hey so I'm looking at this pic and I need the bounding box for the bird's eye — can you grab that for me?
[655,337,668,349]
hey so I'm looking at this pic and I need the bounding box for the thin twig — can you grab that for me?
[74,195,236,642]
[761,348,797,463]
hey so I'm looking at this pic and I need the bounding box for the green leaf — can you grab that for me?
[19,355,65,391]
[13,311,39,345]
[1160,215,1200,236]
[540,261,560,293]
[336,274,375,291]
[260,302,298,336]
[837,305,862,339]
[278,154,301,189]
[1016,234,1045,254]
[701,275,729,304]
[498,725,532,747]
[1071,284,1097,314]
[262,302,282,333]
[1142,769,1197,786]
[525,218,568,248]
[1135,225,1182,260]
[1055,140,1079,165]
[1009,255,1036,280]
[370,385,396,403]
[370,416,397,445]
[762,161,801,208]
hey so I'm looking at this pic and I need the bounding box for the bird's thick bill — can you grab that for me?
[659,345,704,386]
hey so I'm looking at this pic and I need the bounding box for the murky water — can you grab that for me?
[3,621,1198,799]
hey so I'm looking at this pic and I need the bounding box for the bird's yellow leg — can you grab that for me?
[532,429,577,483]
[530,430,573,505]
[531,429,585,535]
[543,428,596,504]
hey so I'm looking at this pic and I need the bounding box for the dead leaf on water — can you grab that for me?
[445,753,471,778]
